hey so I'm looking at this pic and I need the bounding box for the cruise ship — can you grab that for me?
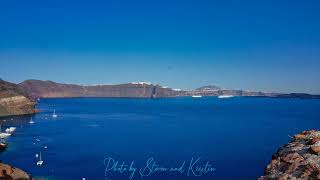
[218,95,234,99]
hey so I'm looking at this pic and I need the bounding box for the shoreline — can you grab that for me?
[259,130,320,179]
[0,162,32,180]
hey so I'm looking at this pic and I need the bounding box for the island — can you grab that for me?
[1,79,319,117]
[18,80,320,99]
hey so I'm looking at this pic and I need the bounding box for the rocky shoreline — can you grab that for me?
[0,79,37,117]
[259,130,320,180]
[0,162,32,180]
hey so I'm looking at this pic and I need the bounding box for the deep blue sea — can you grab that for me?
[0,97,319,180]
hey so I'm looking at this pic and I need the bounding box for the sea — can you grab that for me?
[0,97,319,180]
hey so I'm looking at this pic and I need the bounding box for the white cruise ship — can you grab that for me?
[218,95,234,99]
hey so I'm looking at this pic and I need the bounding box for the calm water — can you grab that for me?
[0,97,319,180]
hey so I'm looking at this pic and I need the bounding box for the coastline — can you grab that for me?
[259,130,320,179]
[0,162,32,180]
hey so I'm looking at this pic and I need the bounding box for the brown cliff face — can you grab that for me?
[259,130,320,180]
[19,80,182,98]
[0,79,37,117]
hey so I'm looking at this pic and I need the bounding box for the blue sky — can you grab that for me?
[0,0,320,93]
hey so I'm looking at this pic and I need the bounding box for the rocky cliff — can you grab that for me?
[19,81,320,99]
[259,130,320,180]
[19,80,183,98]
[0,79,37,117]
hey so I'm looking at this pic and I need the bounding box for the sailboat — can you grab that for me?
[29,117,34,124]
[37,152,44,166]
[52,110,58,118]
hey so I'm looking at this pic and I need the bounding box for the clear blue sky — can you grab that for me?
[1,0,320,93]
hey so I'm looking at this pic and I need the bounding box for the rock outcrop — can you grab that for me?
[19,80,183,98]
[0,79,37,117]
[259,130,320,180]
[0,162,32,180]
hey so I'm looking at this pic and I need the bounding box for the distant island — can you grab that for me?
[18,80,320,99]
[1,79,319,117]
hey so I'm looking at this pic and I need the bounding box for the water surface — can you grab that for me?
[0,97,319,179]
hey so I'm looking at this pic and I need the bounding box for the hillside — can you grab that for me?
[19,80,183,98]
[0,79,37,117]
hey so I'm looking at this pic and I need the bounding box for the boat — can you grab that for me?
[0,140,7,151]
[52,110,58,118]
[218,95,234,99]
[192,95,202,98]
[29,117,34,124]
[0,133,11,139]
[36,152,44,166]
[5,127,16,134]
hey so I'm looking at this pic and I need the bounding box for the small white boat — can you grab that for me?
[37,152,44,166]
[5,127,16,134]
[0,133,11,138]
[192,95,202,98]
[52,110,58,118]
[29,117,34,124]
[218,95,234,99]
